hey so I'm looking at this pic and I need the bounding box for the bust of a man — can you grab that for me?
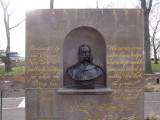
[67,45,103,89]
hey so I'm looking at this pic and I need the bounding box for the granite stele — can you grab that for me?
[26,9,144,120]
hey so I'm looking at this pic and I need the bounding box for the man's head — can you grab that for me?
[78,45,93,63]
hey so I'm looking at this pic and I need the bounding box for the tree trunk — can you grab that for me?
[4,10,12,72]
[154,49,158,64]
[50,0,54,9]
[5,29,12,72]
[141,0,153,74]
[144,13,153,74]
[5,53,12,72]
[152,33,158,64]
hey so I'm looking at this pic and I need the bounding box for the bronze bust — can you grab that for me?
[67,45,103,89]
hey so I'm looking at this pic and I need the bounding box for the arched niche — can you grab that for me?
[63,26,106,88]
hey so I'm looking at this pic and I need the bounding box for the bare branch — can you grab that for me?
[1,0,8,9]
[103,1,116,8]
[9,8,17,16]
[131,0,140,8]
[9,19,25,30]
[148,0,153,12]
[96,0,98,8]
[0,0,5,9]
[141,0,147,11]
[156,45,160,51]
[6,0,11,9]
[149,21,154,31]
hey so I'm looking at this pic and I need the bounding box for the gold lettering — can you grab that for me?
[39,89,54,93]
[137,9,141,15]
[113,10,116,15]
[108,44,117,51]
[48,80,58,87]
[32,80,47,88]
[29,45,53,51]
[102,9,103,14]
[120,113,136,120]
[124,9,128,14]
[51,9,55,15]
[63,10,67,14]
[26,66,62,73]
[39,10,42,16]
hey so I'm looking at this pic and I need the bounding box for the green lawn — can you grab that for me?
[151,60,160,71]
[0,66,25,74]
[0,61,159,74]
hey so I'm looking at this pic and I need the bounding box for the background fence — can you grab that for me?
[0,89,2,120]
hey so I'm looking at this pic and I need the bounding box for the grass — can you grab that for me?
[151,60,160,71]
[0,61,159,74]
[0,66,25,74]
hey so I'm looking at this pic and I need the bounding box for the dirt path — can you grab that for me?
[0,74,25,98]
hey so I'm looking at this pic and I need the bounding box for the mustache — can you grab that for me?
[78,56,93,63]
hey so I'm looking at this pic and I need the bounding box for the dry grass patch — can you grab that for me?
[12,74,25,83]
[0,75,5,80]
[0,74,12,80]
[145,82,160,92]
[145,111,160,120]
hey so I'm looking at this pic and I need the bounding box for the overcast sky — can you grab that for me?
[0,0,139,57]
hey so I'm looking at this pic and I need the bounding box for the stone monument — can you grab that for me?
[26,9,144,120]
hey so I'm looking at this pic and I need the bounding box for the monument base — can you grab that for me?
[57,88,113,95]
[77,80,94,89]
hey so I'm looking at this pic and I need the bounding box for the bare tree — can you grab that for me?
[140,0,153,74]
[150,4,160,64]
[151,37,160,64]
[50,0,54,9]
[150,21,160,64]
[96,0,99,8]
[0,0,25,72]
[96,0,118,8]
